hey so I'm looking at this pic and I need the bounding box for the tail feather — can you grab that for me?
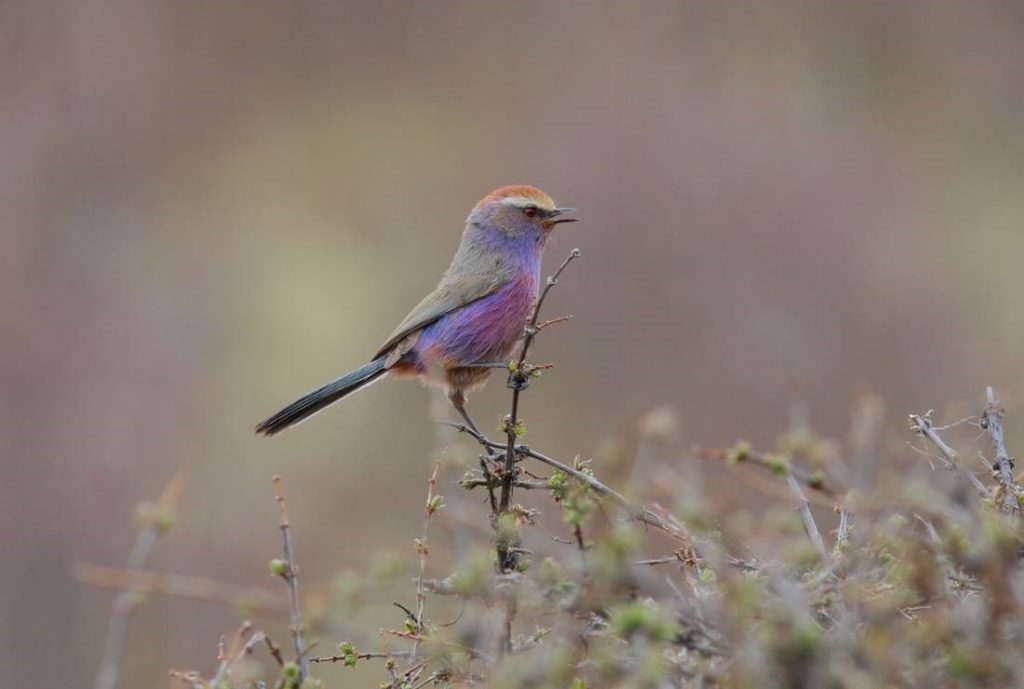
[255,358,388,436]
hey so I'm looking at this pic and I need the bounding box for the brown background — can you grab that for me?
[3,2,1024,686]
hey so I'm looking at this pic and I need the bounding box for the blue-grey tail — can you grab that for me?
[255,358,387,436]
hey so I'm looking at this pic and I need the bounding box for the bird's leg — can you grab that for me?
[449,390,501,463]
[446,391,502,513]
[450,392,483,437]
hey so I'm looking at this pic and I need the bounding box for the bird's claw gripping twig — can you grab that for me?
[507,372,530,392]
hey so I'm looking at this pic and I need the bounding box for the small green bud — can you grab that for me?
[154,511,176,536]
[427,494,446,514]
[808,470,825,490]
[282,662,301,681]
[337,641,358,667]
[609,600,679,642]
[269,559,289,577]
[767,454,790,476]
[727,441,752,464]
[548,471,568,501]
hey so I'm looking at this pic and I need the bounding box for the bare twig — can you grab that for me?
[536,315,572,330]
[73,564,287,613]
[460,475,549,491]
[94,471,187,689]
[272,475,309,680]
[981,386,1020,514]
[210,623,266,689]
[694,446,837,496]
[785,473,829,562]
[409,464,441,667]
[909,412,990,498]
[833,503,851,557]
[636,550,688,566]
[310,651,413,663]
[263,634,286,667]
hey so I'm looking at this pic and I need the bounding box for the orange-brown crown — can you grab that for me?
[477,185,557,212]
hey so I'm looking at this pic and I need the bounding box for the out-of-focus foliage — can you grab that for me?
[172,392,1024,689]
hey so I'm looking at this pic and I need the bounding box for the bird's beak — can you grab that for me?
[547,207,578,225]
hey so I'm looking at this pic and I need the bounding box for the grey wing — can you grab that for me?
[373,274,507,361]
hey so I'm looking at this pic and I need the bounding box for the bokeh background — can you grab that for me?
[4,1,1024,686]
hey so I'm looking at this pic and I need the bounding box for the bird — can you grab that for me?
[255,185,578,437]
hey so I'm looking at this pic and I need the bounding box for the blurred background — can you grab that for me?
[4,1,1024,686]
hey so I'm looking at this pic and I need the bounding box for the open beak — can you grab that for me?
[547,207,578,225]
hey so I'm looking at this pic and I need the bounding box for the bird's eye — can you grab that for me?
[523,206,538,218]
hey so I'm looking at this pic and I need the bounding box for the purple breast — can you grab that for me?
[416,274,538,368]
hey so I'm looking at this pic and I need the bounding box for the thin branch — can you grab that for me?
[263,634,286,667]
[833,503,851,557]
[486,248,580,656]
[409,464,441,667]
[412,671,443,689]
[310,651,413,663]
[694,446,837,496]
[498,248,581,517]
[981,386,1020,514]
[536,315,572,331]
[636,550,688,566]
[785,472,829,562]
[210,623,266,689]
[272,475,309,680]
[73,564,288,613]
[445,421,716,558]
[94,471,187,689]
[908,412,991,498]
[460,476,549,490]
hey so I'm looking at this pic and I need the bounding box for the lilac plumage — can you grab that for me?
[414,269,540,375]
[256,184,576,436]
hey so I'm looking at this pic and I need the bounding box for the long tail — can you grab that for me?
[255,358,388,436]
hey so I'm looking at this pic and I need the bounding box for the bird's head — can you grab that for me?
[467,185,577,240]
